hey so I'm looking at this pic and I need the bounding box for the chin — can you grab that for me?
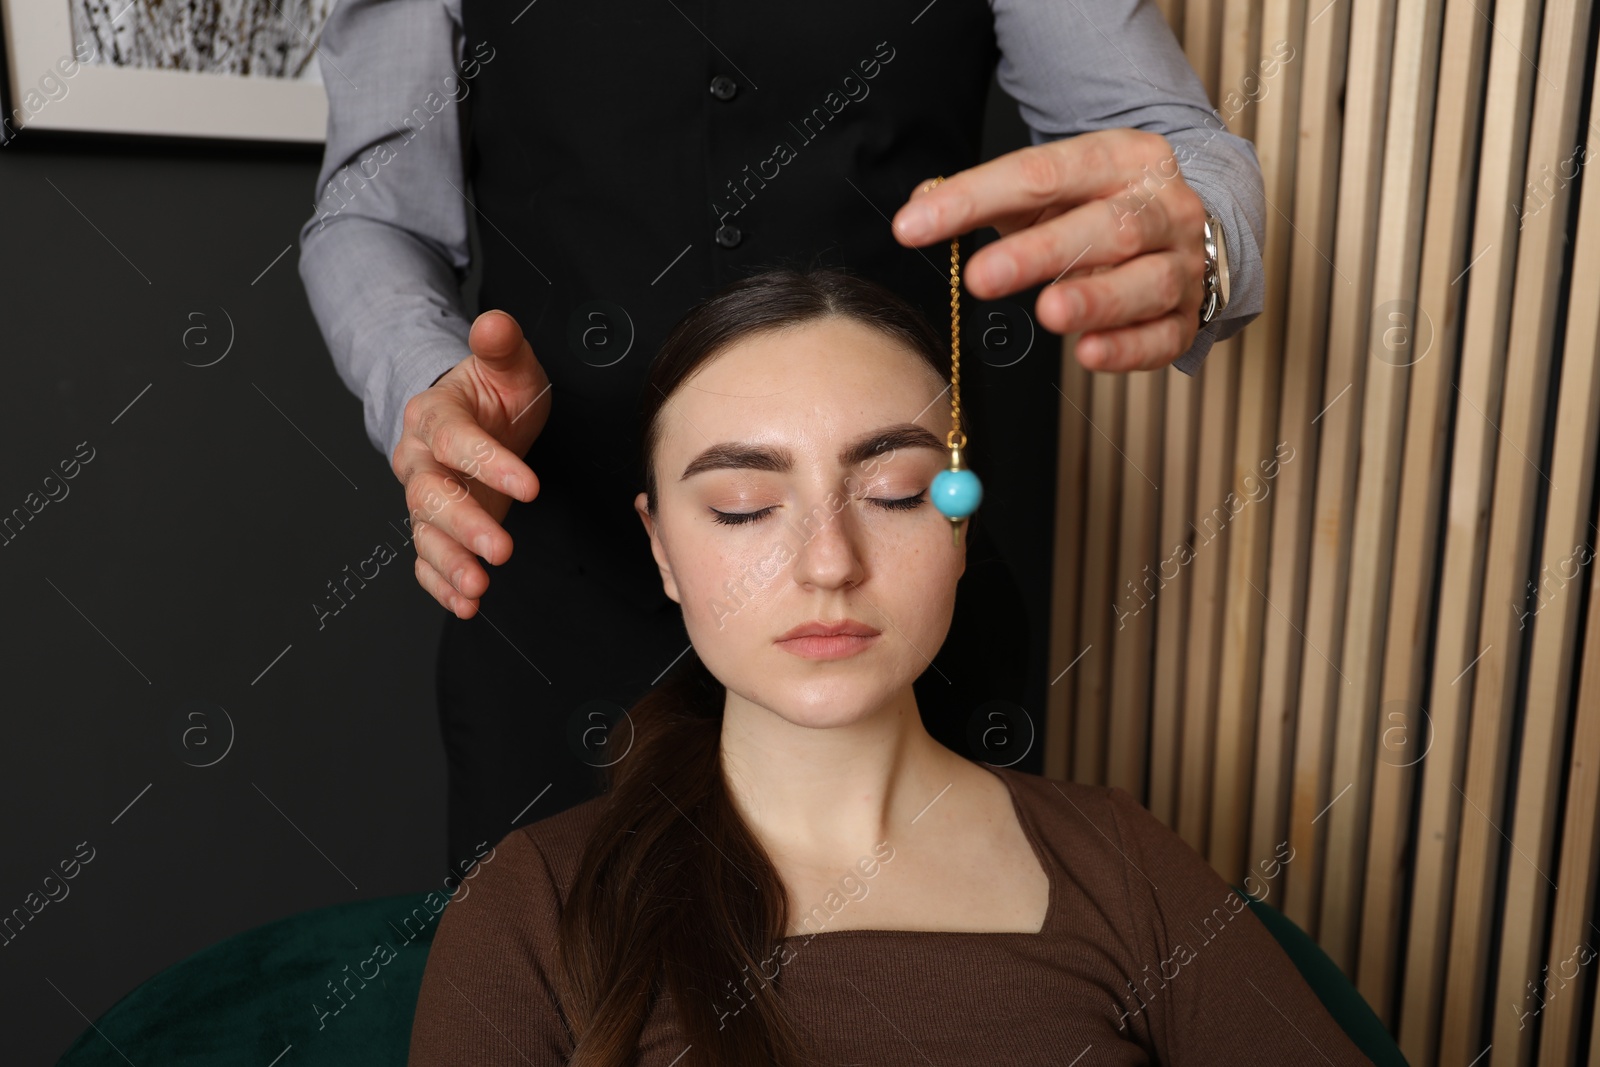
[773,678,904,728]
[767,705,878,732]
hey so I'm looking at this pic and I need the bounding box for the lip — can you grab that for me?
[775,619,883,661]
[776,619,882,641]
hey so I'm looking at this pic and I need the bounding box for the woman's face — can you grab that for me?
[635,314,967,730]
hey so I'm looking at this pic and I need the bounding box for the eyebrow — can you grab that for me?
[679,422,947,481]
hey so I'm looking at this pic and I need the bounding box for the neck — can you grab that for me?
[717,685,967,865]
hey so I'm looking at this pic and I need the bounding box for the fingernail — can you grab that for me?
[473,533,492,557]
[1061,288,1085,326]
[896,203,933,241]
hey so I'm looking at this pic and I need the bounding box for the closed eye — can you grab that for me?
[709,493,925,526]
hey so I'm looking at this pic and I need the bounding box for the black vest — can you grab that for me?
[459,0,1001,600]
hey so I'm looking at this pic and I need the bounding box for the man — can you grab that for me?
[298,0,1264,874]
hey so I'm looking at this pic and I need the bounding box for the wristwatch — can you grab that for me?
[1199,212,1231,327]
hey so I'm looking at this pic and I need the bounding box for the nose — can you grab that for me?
[787,492,868,590]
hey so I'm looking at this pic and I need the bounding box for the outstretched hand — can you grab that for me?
[891,128,1210,373]
[392,309,553,618]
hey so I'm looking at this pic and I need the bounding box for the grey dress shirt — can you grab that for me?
[298,0,1266,462]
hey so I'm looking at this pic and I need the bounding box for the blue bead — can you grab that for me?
[931,468,983,519]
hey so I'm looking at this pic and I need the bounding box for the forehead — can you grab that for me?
[660,316,944,444]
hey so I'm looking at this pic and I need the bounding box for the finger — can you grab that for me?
[401,387,540,502]
[1037,249,1199,338]
[402,454,514,564]
[414,554,480,619]
[964,179,1183,299]
[1074,308,1194,374]
[412,517,490,600]
[892,131,1142,246]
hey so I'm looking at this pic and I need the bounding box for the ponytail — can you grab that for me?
[555,652,811,1066]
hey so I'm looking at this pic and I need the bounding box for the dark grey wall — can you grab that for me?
[0,76,1037,1064]
[0,129,466,1063]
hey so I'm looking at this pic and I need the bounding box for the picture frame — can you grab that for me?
[0,0,330,144]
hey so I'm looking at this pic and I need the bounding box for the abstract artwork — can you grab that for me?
[69,0,334,80]
[1,0,335,142]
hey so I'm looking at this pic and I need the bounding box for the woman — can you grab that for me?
[406,269,1373,1066]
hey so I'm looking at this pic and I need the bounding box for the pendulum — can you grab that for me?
[923,176,983,547]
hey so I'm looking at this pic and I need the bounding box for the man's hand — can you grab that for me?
[891,128,1210,373]
[393,309,553,619]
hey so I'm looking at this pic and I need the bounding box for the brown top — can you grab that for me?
[408,764,1375,1065]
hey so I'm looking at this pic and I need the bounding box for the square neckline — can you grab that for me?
[778,763,1060,942]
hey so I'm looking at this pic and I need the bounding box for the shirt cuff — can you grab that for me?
[385,339,469,462]
[1163,128,1268,371]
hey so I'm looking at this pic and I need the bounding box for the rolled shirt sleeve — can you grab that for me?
[297,0,477,463]
[990,0,1268,374]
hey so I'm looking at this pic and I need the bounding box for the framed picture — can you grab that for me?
[1,0,331,144]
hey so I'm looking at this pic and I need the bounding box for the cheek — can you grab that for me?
[674,538,794,639]
[867,524,966,638]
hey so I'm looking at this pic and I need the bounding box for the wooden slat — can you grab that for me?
[1183,0,1225,96]
[1315,0,1443,972]
[1530,69,1600,1067]
[1148,0,1213,830]
[1045,335,1091,780]
[1208,0,1299,887]
[1354,0,1491,1025]
[1073,371,1125,784]
[1149,368,1200,826]
[1107,367,1165,800]
[1574,579,1600,1067]
[1148,31,1202,818]
[1155,0,1185,48]
[1146,0,1200,821]
[1247,0,1350,885]
[1398,0,1545,1060]
[1172,0,1238,857]
[1177,333,1239,851]
[1283,0,1396,936]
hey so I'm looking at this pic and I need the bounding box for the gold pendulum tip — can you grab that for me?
[952,521,962,547]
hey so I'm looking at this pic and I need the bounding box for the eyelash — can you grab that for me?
[709,493,926,526]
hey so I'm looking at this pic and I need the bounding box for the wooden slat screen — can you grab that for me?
[1044,1,1600,1063]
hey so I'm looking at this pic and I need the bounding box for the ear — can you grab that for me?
[635,492,681,604]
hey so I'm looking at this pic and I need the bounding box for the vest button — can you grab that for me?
[715,224,742,248]
[709,75,738,101]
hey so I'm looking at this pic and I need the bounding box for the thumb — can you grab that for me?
[468,309,532,371]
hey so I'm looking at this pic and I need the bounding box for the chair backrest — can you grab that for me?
[63,889,1411,1066]
[1236,886,1410,1067]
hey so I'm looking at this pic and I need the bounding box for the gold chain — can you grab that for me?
[947,231,964,450]
[927,176,965,452]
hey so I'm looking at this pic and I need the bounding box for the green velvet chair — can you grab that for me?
[57,887,1409,1065]
[1234,887,1410,1067]
[56,892,444,1067]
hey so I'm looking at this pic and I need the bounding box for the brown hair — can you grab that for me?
[554,268,971,1065]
